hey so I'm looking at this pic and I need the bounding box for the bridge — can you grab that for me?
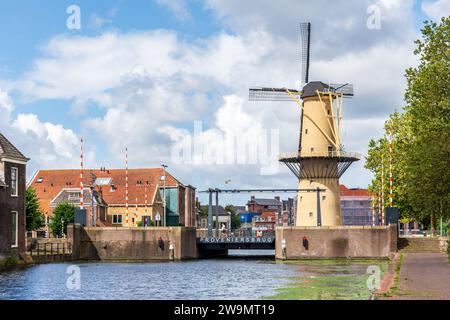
[197,188,326,252]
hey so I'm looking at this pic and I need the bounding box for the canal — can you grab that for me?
[0,255,387,300]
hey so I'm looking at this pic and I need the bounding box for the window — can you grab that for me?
[305,129,308,134]
[68,192,80,201]
[322,196,326,201]
[112,214,123,224]
[309,212,313,217]
[11,211,18,247]
[11,167,18,196]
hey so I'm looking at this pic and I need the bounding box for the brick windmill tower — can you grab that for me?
[250,23,360,227]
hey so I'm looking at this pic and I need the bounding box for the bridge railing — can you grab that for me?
[196,228,275,238]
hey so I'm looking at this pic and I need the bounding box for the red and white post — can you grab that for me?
[144,185,148,227]
[389,137,393,207]
[381,155,385,225]
[80,137,84,209]
[125,147,129,227]
[372,193,376,226]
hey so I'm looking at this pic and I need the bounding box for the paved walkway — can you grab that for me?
[390,253,450,300]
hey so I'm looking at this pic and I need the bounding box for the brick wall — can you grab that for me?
[275,225,397,259]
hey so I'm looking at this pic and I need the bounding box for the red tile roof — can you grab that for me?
[30,168,182,215]
[339,184,369,197]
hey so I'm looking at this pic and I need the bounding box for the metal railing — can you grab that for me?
[197,228,275,238]
[29,242,72,257]
[399,229,448,238]
[279,151,361,160]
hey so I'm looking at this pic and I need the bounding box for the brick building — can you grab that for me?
[30,168,197,231]
[0,133,29,259]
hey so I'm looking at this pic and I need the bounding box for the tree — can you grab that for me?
[365,17,450,230]
[25,187,45,231]
[225,204,241,229]
[50,202,75,237]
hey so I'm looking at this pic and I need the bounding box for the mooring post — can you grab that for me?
[208,190,213,237]
[316,187,322,226]
[215,190,219,236]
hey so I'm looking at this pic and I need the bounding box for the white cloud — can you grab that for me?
[0,88,13,129]
[9,0,421,190]
[11,113,79,166]
[422,0,450,20]
[156,0,191,20]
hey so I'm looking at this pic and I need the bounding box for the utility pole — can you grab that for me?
[161,164,168,227]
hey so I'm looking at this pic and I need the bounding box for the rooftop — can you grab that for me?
[0,132,29,162]
[30,168,182,214]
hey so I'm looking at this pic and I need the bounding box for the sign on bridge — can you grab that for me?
[198,236,274,244]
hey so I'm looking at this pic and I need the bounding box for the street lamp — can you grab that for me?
[161,164,168,227]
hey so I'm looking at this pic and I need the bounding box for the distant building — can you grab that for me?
[247,196,283,226]
[281,198,295,226]
[30,168,197,231]
[0,133,29,258]
[199,205,231,230]
[340,185,372,226]
[252,212,276,236]
[239,212,261,229]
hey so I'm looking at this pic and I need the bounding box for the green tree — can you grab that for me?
[25,187,45,231]
[225,204,241,229]
[50,202,75,237]
[365,17,450,230]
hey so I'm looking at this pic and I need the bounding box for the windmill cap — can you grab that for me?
[301,81,330,99]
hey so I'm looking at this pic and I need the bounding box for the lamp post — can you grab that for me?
[161,164,168,227]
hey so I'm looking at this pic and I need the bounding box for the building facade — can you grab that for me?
[0,133,29,259]
[30,168,197,231]
[340,185,372,226]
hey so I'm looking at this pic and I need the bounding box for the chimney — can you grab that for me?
[275,196,280,202]
[251,196,255,201]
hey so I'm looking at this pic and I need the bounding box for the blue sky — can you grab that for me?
[0,0,448,205]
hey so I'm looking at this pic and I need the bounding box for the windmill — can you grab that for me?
[249,23,360,227]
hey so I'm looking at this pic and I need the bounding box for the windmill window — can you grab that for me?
[327,109,330,115]
[305,129,308,134]
[322,196,326,201]
[309,212,313,217]
[310,147,314,152]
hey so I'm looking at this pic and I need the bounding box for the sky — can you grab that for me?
[0,0,449,206]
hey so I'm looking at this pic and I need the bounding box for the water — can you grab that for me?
[0,256,382,300]
[0,258,297,300]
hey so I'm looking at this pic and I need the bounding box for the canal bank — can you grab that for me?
[68,225,199,261]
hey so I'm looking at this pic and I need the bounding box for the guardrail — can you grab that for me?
[29,242,72,257]
[399,229,448,238]
[196,228,275,238]
[279,151,361,159]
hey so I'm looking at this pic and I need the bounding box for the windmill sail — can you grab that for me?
[300,22,311,86]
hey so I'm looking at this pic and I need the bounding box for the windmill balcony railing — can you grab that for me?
[279,151,361,160]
